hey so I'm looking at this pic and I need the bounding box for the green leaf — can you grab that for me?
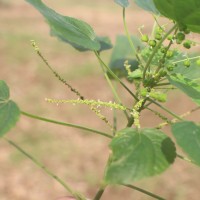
[173,63,200,81]
[166,51,200,80]
[153,0,200,33]
[96,36,113,52]
[114,0,129,8]
[169,74,200,105]
[109,35,143,78]
[105,128,176,184]
[172,121,200,166]
[134,0,159,14]
[0,80,20,137]
[26,0,100,51]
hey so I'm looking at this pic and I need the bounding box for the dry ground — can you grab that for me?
[0,1,200,200]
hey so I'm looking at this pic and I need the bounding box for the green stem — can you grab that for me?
[113,97,118,135]
[148,99,183,121]
[122,8,144,66]
[94,51,139,101]
[155,27,178,74]
[122,8,136,55]
[98,56,129,120]
[4,137,85,200]
[21,111,113,139]
[156,106,200,129]
[155,83,171,87]
[126,116,135,127]
[105,75,129,120]
[177,154,194,164]
[143,24,178,80]
[93,186,106,200]
[123,184,165,200]
[173,55,200,64]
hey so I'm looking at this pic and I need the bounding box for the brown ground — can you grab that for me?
[0,1,200,200]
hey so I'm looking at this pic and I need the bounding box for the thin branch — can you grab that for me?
[4,137,86,200]
[21,111,113,139]
[122,8,144,66]
[143,24,178,80]
[97,54,130,120]
[123,184,166,200]
[148,98,183,121]
[156,106,200,129]
[94,51,139,101]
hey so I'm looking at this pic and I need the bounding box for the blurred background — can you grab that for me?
[0,0,200,199]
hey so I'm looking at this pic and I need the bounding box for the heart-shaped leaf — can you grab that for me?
[26,0,100,51]
[105,128,176,184]
[172,121,200,166]
[0,80,20,137]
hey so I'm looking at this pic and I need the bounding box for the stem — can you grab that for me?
[173,55,200,64]
[105,74,129,119]
[143,24,178,80]
[155,83,171,87]
[177,153,193,164]
[113,108,117,135]
[21,111,113,139]
[122,8,144,66]
[156,106,200,129]
[4,137,85,200]
[122,8,136,55]
[148,99,183,121]
[123,184,165,200]
[155,27,178,74]
[99,58,129,120]
[126,116,135,127]
[94,51,139,101]
[93,186,106,200]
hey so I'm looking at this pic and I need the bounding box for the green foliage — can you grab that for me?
[153,0,200,33]
[0,80,20,137]
[169,74,200,105]
[172,121,200,166]
[105,128,176,184]
[2,0,200,199]
[96,36,113,52]
[173,61,200,80]
[109,35,142,77]
[114,0,129,8]
[26,0,100,51]
[134,0,159,14]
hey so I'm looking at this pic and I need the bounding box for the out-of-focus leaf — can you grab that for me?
[26,0,100,51]
[114,0,129,8]
[172,121,200,166]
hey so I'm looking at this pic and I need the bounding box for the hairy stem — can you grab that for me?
[21,111,112,139]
